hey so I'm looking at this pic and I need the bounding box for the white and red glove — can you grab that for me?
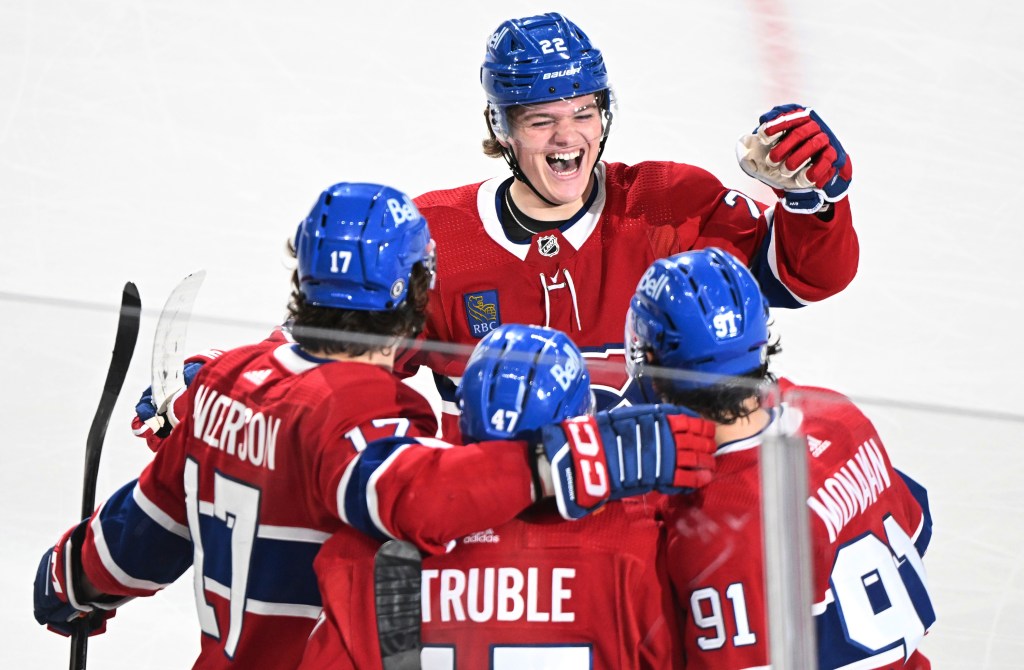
[737,104,852,214]
[535,404,716,520]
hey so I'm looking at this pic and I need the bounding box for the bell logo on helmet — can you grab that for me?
[386,196,420,226]
[637,266,670,301]
[487,28,505,50]
[550,344,582,391]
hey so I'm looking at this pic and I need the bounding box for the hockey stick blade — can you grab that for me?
[150,270,205,415]
[375,540,423,670]
[72,282,142,670]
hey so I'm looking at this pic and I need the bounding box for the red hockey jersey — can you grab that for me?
[398,162,858,440]
[77,335,539,669]
[661,379,934,669]
[301,498,683,670]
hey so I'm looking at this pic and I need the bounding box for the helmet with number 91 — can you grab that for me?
[458,324,594,442]
[294,182,435,311]
[625,248,770,395]
[481,12,614,141]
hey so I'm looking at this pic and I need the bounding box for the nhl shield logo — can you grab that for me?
[464,290,501,338]
[537,235,560,257]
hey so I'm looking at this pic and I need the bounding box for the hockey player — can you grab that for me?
[397,12,860,441]
[33,182,717,669]
[301,323,714,669]
[625,248,935,669]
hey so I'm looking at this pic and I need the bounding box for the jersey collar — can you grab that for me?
[477,162,608,261]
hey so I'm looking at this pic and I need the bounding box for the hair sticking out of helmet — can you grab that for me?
[294,182,434,312]
[457,324,593,442]
[625,248,770,396]
[481,12,617,202]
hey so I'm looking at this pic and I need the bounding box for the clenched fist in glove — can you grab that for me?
[535,404,716,520]
[33,520,122,637]
[736,104,852,214]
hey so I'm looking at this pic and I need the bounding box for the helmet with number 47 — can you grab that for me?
[457,324,594,442]
[625,248,770,394]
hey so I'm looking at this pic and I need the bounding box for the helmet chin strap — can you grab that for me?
[500,145,562,207]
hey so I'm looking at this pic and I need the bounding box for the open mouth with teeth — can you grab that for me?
[546,149,584,176]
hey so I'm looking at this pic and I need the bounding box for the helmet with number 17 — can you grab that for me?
[294,182,436,312]
[625,248,770,394]
[457,324,594,442]
[481,12,615,144]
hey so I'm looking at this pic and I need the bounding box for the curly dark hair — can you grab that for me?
[285,262,431,357]
[654,339,783,424]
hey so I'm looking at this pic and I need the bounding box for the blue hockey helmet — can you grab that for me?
[481,12,614,140]
[294,182,435,311]
[457,324,593,442]
[625,248,770,394]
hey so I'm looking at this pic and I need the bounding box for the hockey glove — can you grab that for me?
[536,404,716,520]
[132,360,205,443]
[736,104,852,214]
[34,520,116,637]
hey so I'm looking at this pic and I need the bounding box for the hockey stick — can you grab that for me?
[150,270,206,416]
[70,282,142,670]
[374,540,423,670]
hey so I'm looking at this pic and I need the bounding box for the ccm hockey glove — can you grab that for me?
[34,520,117,637]
[736,104,852,214]
[536,404,716,520]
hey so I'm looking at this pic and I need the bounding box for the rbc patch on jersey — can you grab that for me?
[463,290,501,338]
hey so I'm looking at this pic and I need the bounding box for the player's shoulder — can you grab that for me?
[310,360,407,395]
[412,181,495,253]
[604,160,720,190]
[197,335,279,378]
[315,362,436,422]
[414,182,485,216]
[778,377,871,436]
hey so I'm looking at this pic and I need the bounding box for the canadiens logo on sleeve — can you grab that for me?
[463,290,501,338]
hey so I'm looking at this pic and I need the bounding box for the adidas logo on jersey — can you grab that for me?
[808,435,833,457]
[242,369,273,386]
[462,528,500,544]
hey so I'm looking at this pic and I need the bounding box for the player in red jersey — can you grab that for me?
[302,323,715,669]
[398,12,860,441]
[625,248,935,669]
[33,183,717,669]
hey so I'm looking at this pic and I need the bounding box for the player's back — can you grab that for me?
[140,336,437,668]
[661,379,934,670]
[419,497,681,670]
[792,380,935,669]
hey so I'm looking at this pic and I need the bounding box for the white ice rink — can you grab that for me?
[2,1,1022,667]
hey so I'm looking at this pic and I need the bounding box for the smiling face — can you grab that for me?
[503,94,605,209]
